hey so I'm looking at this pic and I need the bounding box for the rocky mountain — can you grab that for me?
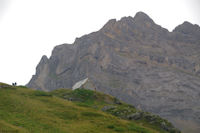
[27,12,200,133]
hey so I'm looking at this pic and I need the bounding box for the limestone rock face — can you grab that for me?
[27,12,200,133]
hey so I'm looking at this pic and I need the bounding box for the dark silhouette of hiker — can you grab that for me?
[12,82,17,86]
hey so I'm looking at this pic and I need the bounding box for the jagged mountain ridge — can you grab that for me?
[27,12,200,133]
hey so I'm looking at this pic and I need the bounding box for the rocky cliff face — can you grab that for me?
[27,12,200,133]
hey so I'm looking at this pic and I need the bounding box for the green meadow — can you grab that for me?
[0,83,180,133]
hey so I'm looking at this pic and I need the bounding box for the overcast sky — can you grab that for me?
[0,0,200,85]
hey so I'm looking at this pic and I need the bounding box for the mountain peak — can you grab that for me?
[133,11,154,24]
[173,21,200,36]
[40,55,48,64]
[182,21,193,26]
[100,12,156,34]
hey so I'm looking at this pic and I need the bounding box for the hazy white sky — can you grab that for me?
[0,0,199,85]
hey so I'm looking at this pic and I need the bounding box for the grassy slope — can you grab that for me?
[0,83,179,133]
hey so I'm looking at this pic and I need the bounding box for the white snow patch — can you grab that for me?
[72,78,88,90]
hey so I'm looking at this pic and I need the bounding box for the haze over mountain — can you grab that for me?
[27,12,200,133]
